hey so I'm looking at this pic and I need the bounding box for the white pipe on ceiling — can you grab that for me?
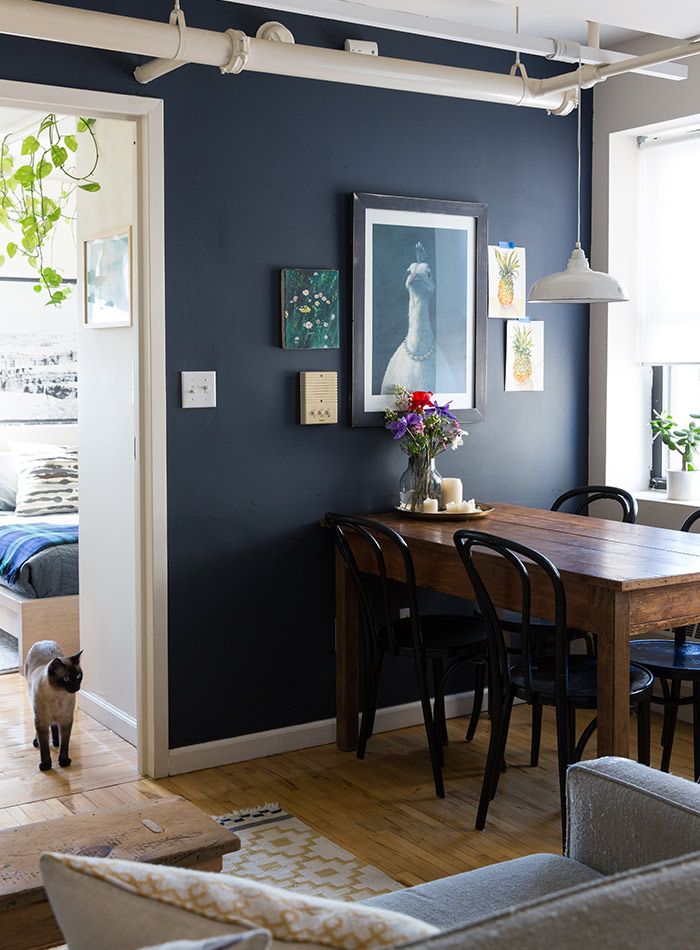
[224,0,688,82]
[0,0,574,114]
[538,36,700,96]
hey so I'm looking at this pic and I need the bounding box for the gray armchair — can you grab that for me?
[363,757,700,948]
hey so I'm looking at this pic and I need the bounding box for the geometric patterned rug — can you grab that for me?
[215,803,402,901]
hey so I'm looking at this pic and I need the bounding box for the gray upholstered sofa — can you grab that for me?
[364,756,700,947]
[42,757,700,949]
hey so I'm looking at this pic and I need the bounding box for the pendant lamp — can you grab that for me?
[528,63,628,304]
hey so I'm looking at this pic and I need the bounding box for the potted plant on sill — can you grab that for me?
[651,410,700,501]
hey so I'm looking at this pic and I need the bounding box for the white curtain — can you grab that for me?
[639,135,700,364]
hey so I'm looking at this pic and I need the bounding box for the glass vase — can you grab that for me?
[399,454,442,511]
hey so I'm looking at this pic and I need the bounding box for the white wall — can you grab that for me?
[76,117,138,742]
[591,38,700,528]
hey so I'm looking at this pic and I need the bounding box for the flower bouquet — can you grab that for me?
[385,386,467,511]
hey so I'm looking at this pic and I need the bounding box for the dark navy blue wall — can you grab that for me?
[0,1,590,747]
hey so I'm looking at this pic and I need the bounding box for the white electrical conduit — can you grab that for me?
[0,0,574,113]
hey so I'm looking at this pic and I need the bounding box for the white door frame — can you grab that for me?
[0,78,169,778]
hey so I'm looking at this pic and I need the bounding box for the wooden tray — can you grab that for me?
[395,504,494,521]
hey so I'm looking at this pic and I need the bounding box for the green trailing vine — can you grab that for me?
[0,114,100,306]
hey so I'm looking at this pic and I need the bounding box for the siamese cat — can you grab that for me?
[24,640,83,772]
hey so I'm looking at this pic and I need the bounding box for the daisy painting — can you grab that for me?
[281,268,339,349]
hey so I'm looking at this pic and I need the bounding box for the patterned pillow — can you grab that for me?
[0,451,17,511]
[40,853,437,950]
[10,443,78,516]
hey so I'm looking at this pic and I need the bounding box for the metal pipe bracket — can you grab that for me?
[221,29,250,74]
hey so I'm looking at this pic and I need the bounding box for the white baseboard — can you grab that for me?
[79,689,137,747]
[167,689,482,776]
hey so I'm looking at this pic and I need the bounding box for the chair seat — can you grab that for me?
[497,609,589,644]
[630,639,700,679]
[509,655,653,708]
[381,614,487,657]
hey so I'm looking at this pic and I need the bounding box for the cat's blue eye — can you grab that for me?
[63,675,69,682]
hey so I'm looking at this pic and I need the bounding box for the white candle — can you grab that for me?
[441,477,463,507]
[422,498,439,513]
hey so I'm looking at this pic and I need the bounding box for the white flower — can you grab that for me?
[285,311,289,319]
[323,322,328,327]
[451,434,464,450]
[302,289,310,296]
[292,295,298,303]
[330,315,336,321]
[314,300,320,307]
[304,321,313,329]
[314,293,320,298]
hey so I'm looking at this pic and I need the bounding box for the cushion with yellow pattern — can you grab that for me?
[40,853,438,950]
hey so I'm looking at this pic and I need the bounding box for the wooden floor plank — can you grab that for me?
[0,671,697,884]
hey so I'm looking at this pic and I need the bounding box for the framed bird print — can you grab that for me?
[351,193,488,427]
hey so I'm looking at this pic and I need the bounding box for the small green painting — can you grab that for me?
[281,268,339,349]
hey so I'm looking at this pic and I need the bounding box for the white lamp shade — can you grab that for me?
[528,245,629,304]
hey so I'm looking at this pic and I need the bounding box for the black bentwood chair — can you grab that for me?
[491,484,639,764]
[453,529,654,833]
[326,513,488,798]
[630,509,700,778]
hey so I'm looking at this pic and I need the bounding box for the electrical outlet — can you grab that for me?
[344,38,379,56]
[399,607,410,619]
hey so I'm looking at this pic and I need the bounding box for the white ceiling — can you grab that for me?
[232,0,700,46]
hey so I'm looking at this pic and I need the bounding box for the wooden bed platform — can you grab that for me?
[0,587,79,667]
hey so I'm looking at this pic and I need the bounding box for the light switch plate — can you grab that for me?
[181,371,216,409]
[300,371,337,425]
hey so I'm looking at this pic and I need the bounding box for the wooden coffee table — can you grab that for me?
[0,796,241,950]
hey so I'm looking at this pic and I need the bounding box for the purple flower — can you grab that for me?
[425,399,457,422]
[386,412,421,440]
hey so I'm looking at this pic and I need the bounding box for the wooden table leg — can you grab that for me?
[335,550,359,751]
[595,587,631,758]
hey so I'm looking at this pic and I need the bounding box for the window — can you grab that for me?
[638,131,700,366]
[640,129,700,487]
[650,364,700,487]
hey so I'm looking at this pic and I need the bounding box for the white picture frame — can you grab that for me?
[83,225,133,328]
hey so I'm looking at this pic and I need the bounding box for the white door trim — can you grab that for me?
[0,78,169,778]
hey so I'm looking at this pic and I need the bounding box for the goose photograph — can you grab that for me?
[352,192,488,426]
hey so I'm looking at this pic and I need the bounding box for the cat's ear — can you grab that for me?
[48,657,63,674]
[70,650,83,665]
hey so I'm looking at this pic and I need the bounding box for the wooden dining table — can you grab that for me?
[334,504,700,758]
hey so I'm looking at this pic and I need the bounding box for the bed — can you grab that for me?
[0,512,79,665]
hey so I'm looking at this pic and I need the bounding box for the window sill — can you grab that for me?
[636,490,700,506]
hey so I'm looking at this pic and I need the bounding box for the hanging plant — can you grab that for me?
[0,113,100,306]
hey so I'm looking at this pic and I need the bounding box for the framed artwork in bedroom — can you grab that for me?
[351,193,488,427]
[83,226,133,328]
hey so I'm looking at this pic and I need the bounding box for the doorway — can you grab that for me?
[0,79,167,779]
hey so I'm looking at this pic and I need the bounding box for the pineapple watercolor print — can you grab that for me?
[505,320,544,392]
[488,245,527,317]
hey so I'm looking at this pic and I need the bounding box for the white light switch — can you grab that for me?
[181,371,216,409]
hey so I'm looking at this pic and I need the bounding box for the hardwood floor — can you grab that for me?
[0,670,696,885]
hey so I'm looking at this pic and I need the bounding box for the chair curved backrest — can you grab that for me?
[551,484,638,524]
[325,513,422,657]
[453,530,569,708]
[681,509,700,533]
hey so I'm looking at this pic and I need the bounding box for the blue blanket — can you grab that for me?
[0,523,79,585]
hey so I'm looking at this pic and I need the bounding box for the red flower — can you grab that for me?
[410,391,433,412]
